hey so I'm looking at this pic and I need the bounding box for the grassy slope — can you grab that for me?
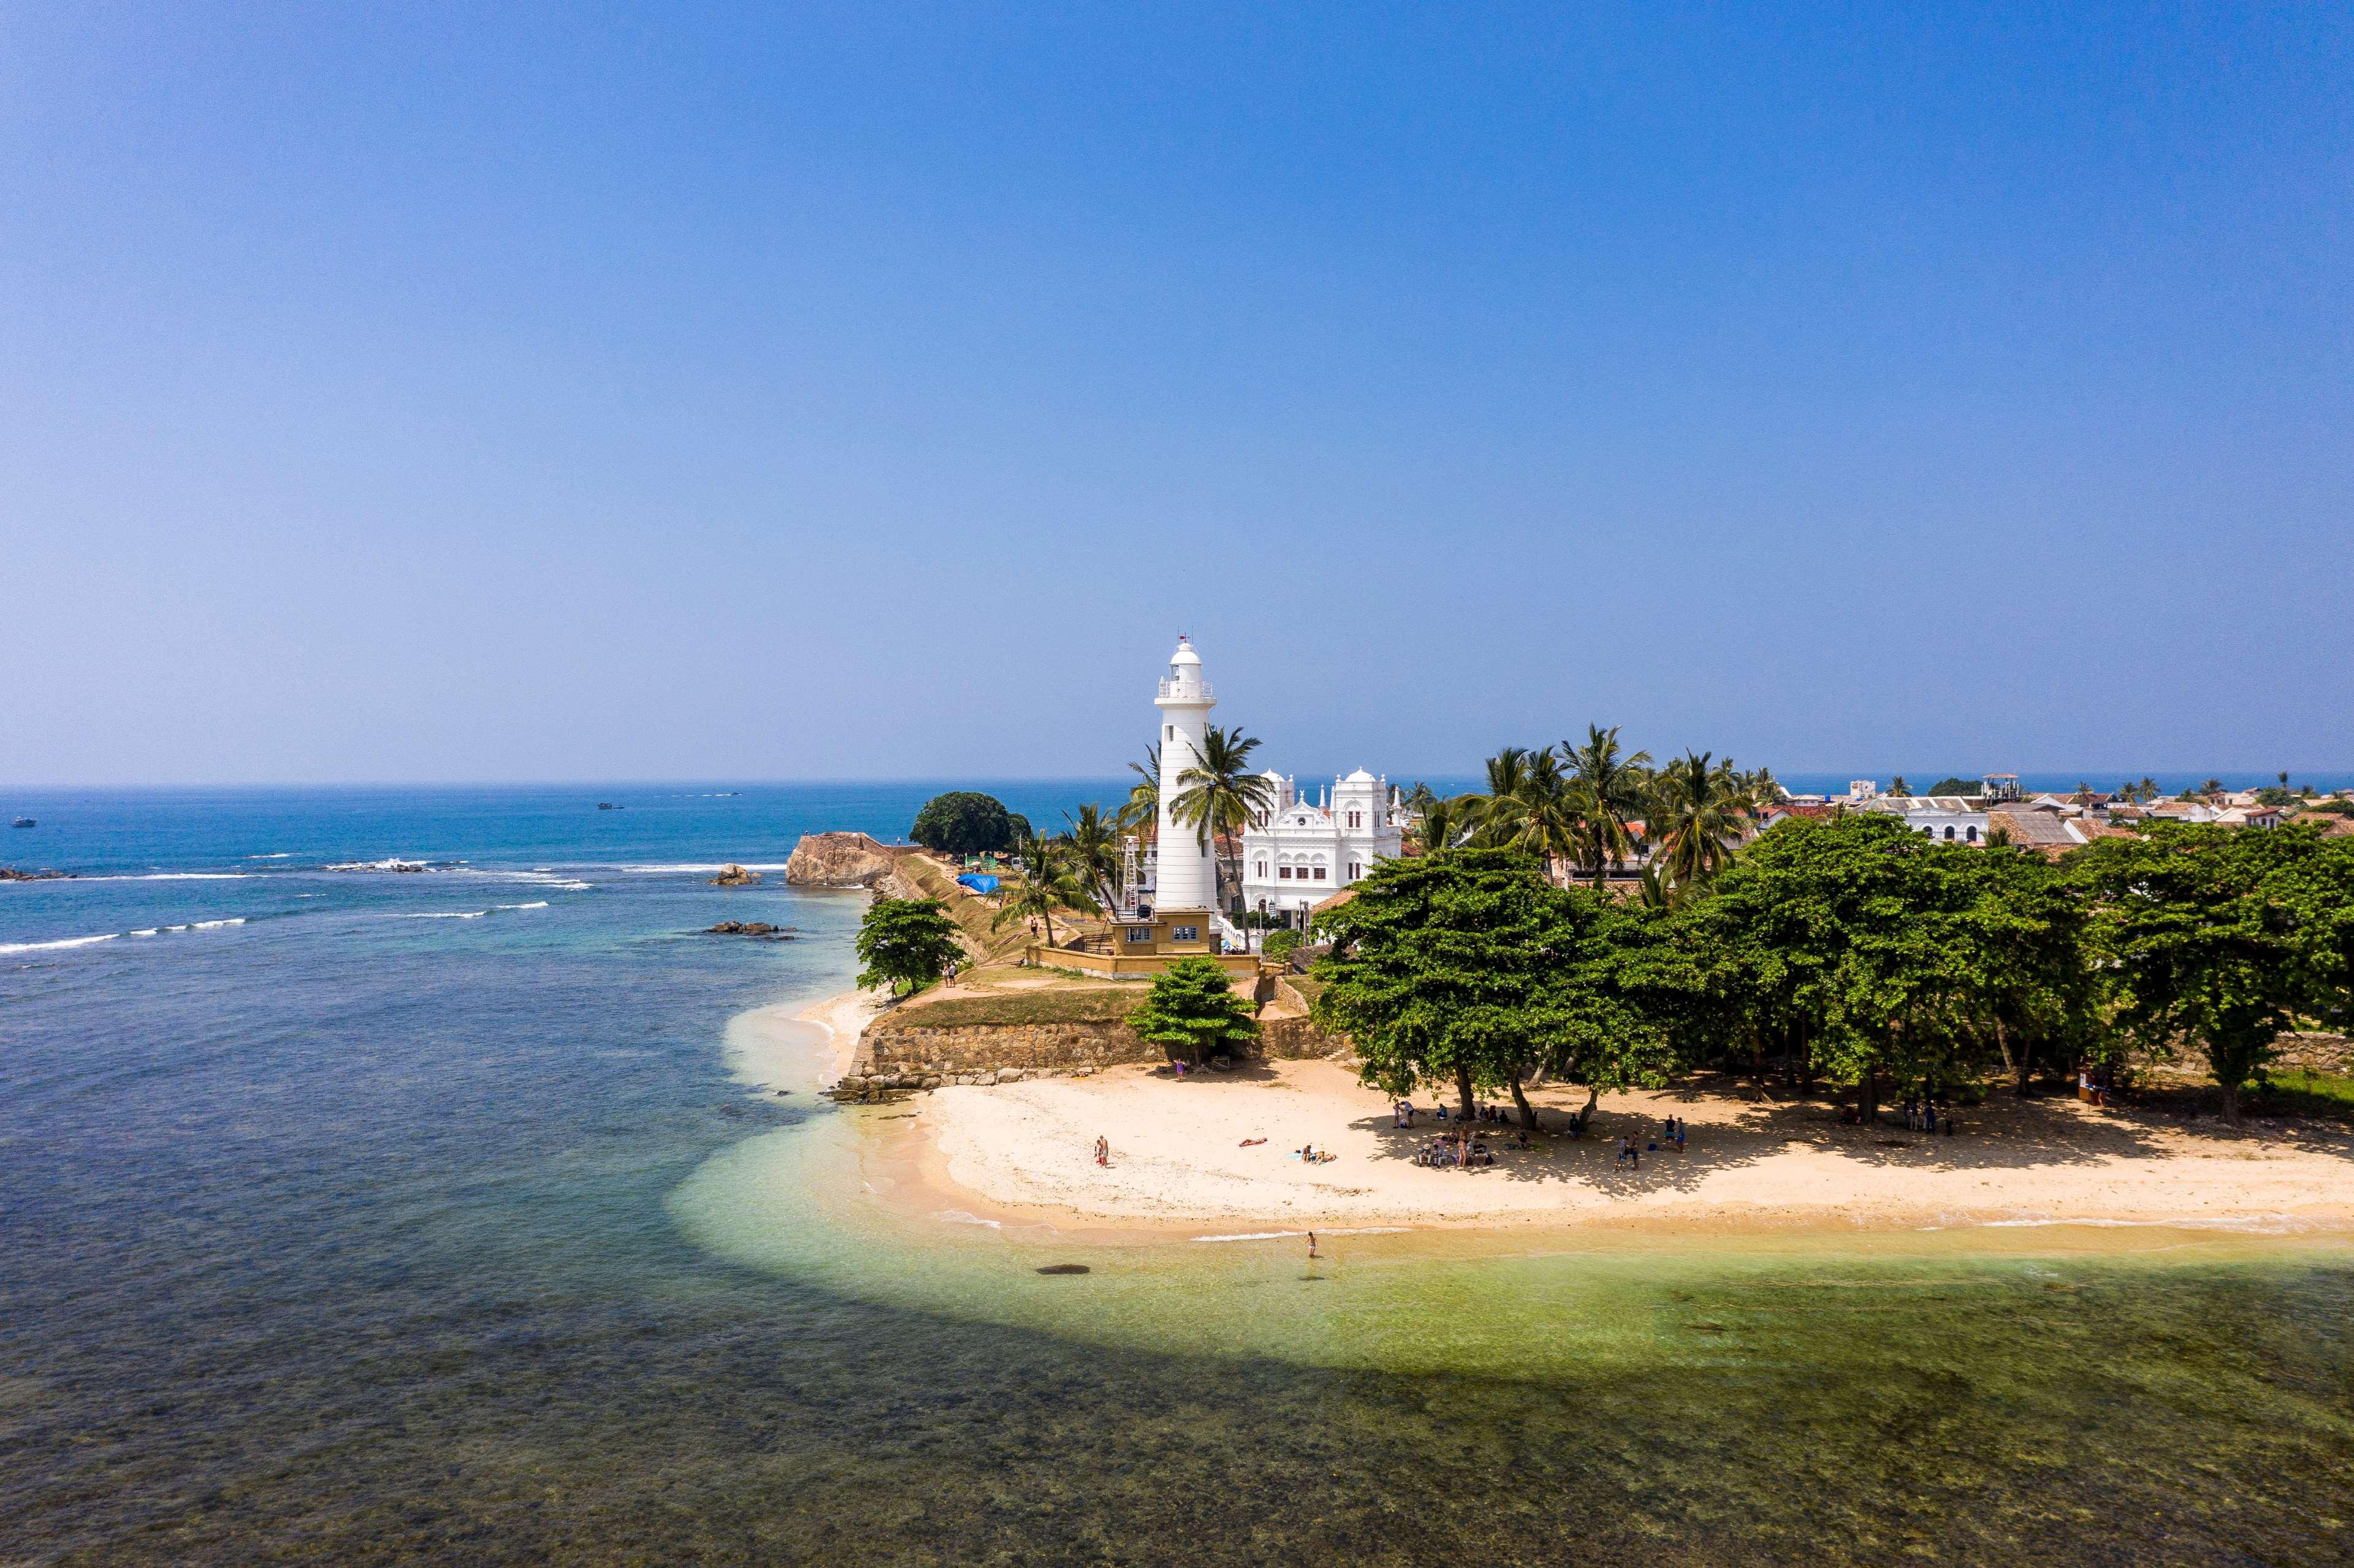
[890,851,1030,962]
[875,988,1144,1030]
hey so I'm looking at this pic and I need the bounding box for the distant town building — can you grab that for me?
[1857,794,1989,844]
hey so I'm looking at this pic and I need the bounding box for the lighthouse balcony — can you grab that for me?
[1156,677,1214,700]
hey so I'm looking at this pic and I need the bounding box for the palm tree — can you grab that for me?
[992,835,1097,951]
[1118,745,1160,836]
[1561,723,1652,889]
[1490,748,1582,881]
[1062,804,1124,915]
[1170,725,1276,913]
[1654,750,1748,895]
[2135,776,2159,803]
[1460,745,1538,849]
[1409,794,1474,856]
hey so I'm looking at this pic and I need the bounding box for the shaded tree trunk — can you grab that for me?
[1454,1063,1478,1121]
[1508,1068,1539,1130]
[2218,1076,2244,1127]
[1859,1067,1881,1126]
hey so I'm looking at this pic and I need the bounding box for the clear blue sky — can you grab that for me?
[5,4,2348,784]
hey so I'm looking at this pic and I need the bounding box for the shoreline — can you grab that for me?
[783,989,2354,1244]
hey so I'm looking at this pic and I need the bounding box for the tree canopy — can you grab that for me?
[854,899,964,998]
[1311,848,1678,1126]
[910,791,1016,856]
[1127,956,1259,1065]
[1676,815,2094,1119]
[2070,822,2354,1121]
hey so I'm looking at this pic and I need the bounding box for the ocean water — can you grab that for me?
[4,786,2352,1565]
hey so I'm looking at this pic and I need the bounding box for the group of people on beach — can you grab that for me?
[1614,1116,1691,1171]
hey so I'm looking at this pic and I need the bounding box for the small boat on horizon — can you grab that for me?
[10,817,32,828]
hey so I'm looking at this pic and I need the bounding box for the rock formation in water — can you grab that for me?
[782,832,903,889]
[707,921,793,938]
[0,867,74,881]
[709,864,763,886]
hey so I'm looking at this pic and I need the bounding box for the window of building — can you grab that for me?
[1966,826,1978,843]
[1126,927,1152,944]
[1312,867,1326,880]
[1943,826,1955,840]
[1348,810,1361,828]
[1255,861,1267,878]
[1348,862,1360,880]
[1171,925,1198,943]
[1278,866,1292,879]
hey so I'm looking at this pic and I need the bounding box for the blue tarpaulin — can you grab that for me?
[956,873,1000,895]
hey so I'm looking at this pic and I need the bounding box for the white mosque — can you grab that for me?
[1137,636,1401,940]
[1238,769,1403,927]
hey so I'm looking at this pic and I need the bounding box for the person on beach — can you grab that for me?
[1674,1120,1686,1153]
[1094,1135,1108,1167]
[1307,1230,1319,1259]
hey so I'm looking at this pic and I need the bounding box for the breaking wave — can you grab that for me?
[3,918,246,954]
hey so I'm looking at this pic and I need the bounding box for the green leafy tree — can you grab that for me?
[1170,725,1275,911]
[991,835,1097,950]
[1128,956,1259,1065]
[1311,848,1676,1126]
[1562,723,1653,888]
[910,791,1016,856]
[1927,777,1978,797]
[2072,823,2354,1123]
[854,898,964,998]
[1261,927,1302,964]
[1679,814,2066,1119]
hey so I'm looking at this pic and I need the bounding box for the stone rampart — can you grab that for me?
[837,1008,1347,1097]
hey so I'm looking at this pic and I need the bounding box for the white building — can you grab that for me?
[1857,794,1990,844]
[1240,769,1403,924]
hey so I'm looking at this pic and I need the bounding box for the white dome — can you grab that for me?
[1343,768,1376,783]
[1168,637,1201,668]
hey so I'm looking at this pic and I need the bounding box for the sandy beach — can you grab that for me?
[869,1037,2354,1235]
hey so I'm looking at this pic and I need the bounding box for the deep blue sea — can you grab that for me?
[4,784,2351,1565]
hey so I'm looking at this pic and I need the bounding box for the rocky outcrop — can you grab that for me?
[706,921,793,938]
[710,864,763,886]
[784,832,904,889]
[0,867,73,881]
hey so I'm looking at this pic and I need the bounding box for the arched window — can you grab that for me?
[1943,826,1955,840]
[1347,810,1362,828]
[1966,826,1978,843]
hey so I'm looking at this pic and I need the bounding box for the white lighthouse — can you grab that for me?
[1152,636,1218,915]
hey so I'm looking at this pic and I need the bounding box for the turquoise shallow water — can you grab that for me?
[4,786,2352,1564]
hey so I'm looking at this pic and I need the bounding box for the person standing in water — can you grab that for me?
[1307,1230,1318,1259]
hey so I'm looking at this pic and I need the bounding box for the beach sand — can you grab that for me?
[886,1047,2354,1235]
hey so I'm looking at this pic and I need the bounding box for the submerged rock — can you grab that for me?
[0,867,74,881]
[706,921,794,938]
